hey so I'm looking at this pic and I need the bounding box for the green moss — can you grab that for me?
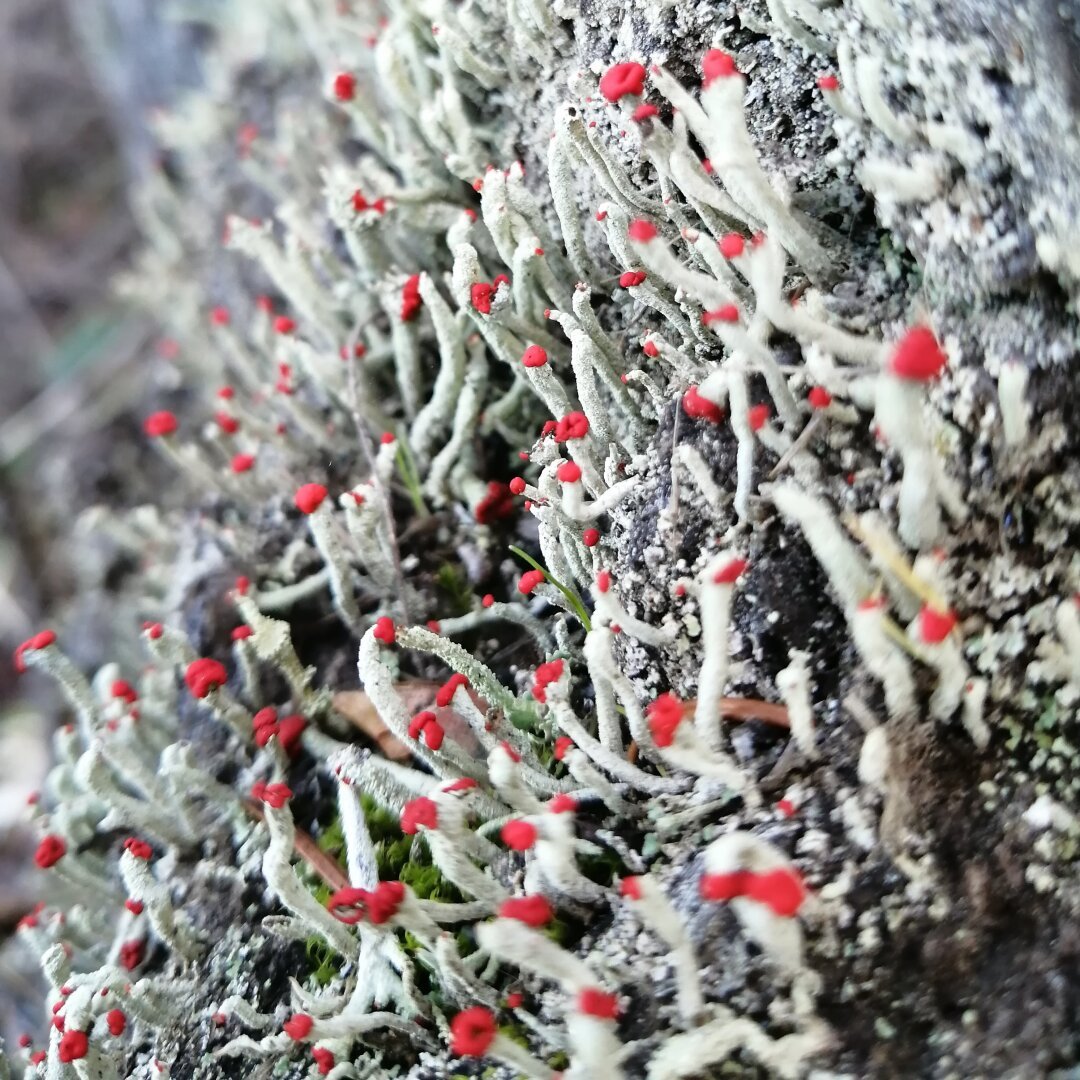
[437,562,475,616]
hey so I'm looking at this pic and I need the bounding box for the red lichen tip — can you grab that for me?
[123,838,153,861]
[555,411,589,442]
[532,659,564,703]
[745,867,807,916]
[518,569,546,595]
[682,386,725,423]
[399,274,423,323]
[475,480,516,525]
[700,870,749,901]
[373,616,396,645]
[481,593,495,608]
[643,340,660,357]
[628,219,658,242]
[14,630,57,673]
[119,940,144,970]
[332,72,356,101]
[501,819,538,851]
[522,344,548,368]
[143,411,178,438]
[498,895,554,927]
[619,876,643,900]
[596,569,611,593]
[548,793,578,814]
[58,1030,88,1063]
[702,49,739,85]
[401,796,438,834]
[509,476,527,495]
[619,269,647,288]
[184,658,227,699]
[632,102,659,121]
[471,281,496,314]
[577,988,620,1019]
[582,527,600,547]
[210,306,230,327]
[599,61,647,102]
[294,483,328,515]
[380,431,396,445]
[556,460,582,483]
[284,1013,314,1041]
[919,603,957,644]
[713,557,748,584]
[313,1047,336,1075]
[231,453,256,474]
[807,386,833,410]
[553,735,574,760]
[273,315,296,335]
[215,411,239,435]
[436,672,468,707]
[647,692,684,748]
[817,74,840,91]
[719,233,746,259]
[748,404,771,431]
[450,1007,497,1057]
[34,834,66,869]
[703,305,740,325]
[888,326,948,381]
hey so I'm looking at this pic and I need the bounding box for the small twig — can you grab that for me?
[244,800,350,892]
[767,411,822,479]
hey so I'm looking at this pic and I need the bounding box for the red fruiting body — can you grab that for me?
[619,876,642,900]
[235,575,250,595]
[628,219,658,242]
[501,819,538,851]
[632,103,659,121]
[817,74,840,91]
[682,386,724,423]
[34,834,66,869]
[400,274,423,322]
[522,344,548,367]
[107,1009,126,1036]
[700,870,749,901]
[647,693,684,747]
[475,480,516,524]
[919,604,957,643]
[777,798,796,817]
[599,61,647,102]
[18,1035,31,1048]
[143,411,178,438]
[518,569,545,595]
[745,867,807,916]
[111,679,138,703]
[313,1047,336,1075]
[498,895,554,927]
[582,527,600,547]
[619,270,647,287]
[210,306,230,327]
[401,796,438,834]
[702,49,738,84]
[378,431,396,446]
[294,483,328,515]
[125,900,144,915]
[578,988,620,1019]
[30,1052,46,1065]
[556,460,582,483]
[184,658,227,698]
[718,232,745,258]
[499,739,522,763]
[643,340,659,357]
[123,838,153,861]
[703,305,740,325]
[481,593,495,608]
[373,616,396,645]
[450,1007,497,1057]
[217,386,235,399]
[713,557,749,584]
[505,992,524,1008]
[58,1030,89,1063]
[541,419,558,438]
[889,326,948,381]
[808,386,833,409]
[409,711,445,751]
[14,630,57,673]
[326,887,371,925]
[471,281,496,314]
[253,782,293,809]
[119,940,144,971]
[273,315,296,335]
[702,158,714,174]
[215,411,239,434]
[332,72,356,100]
[555,411,589,441]
[548,793,578,814]
[442,777,478,793]
[532,659,564,703]
[596,570,611,593]
[596,209,608,221]
[231,453,256,474]
[509,477,527,495]
[284,1013,314,1040]
[435,672,468,707]
[748,404,771,431]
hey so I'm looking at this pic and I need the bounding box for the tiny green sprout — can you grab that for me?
[395,437,430,519]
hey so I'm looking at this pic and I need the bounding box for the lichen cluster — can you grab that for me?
[7,1,1080,1078]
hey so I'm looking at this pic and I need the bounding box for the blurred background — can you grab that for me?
[0,0,203,1046]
